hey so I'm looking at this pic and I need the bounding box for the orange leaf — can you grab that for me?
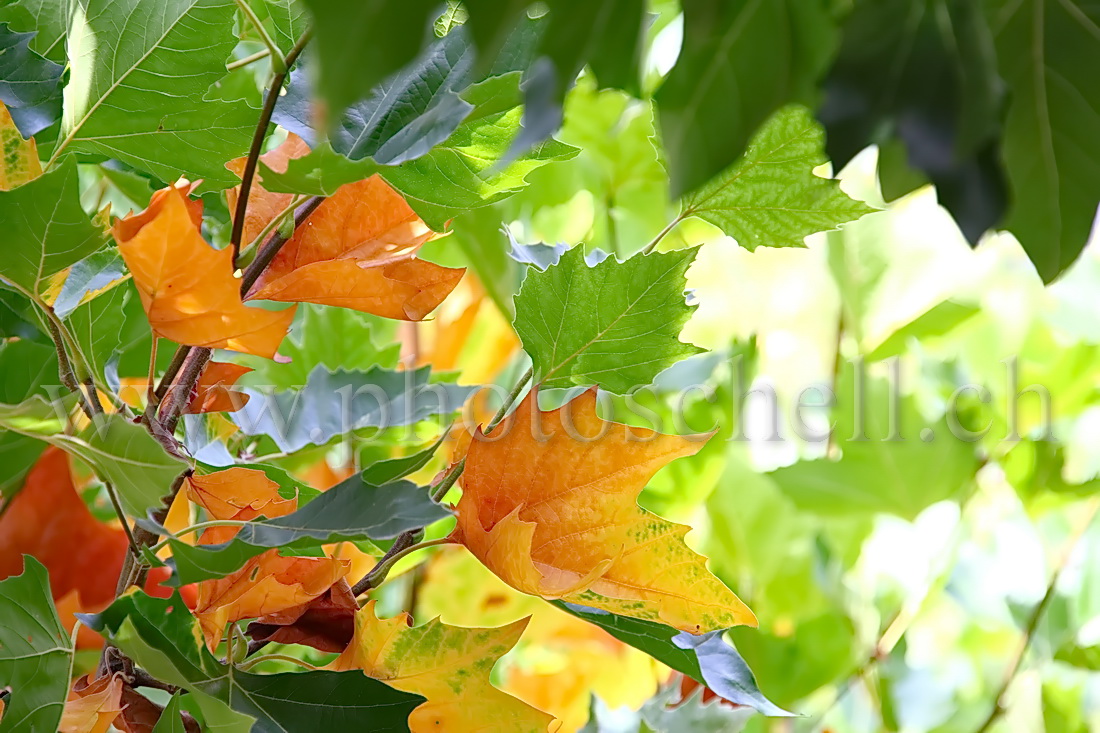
[451,389,756,634]
[114,186,295,358]
[60,674,124,733]
[112,179,203,243]
[333,600,558,733]
[184,361,252,413]
[226,133,311,247]
[0,449,196,648]
[192,549,350,651]
[246,175,464,320]
[183,467,295,523]
[246,577,358,652]
[0,100,41,190]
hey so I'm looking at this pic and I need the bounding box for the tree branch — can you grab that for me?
[229,28,313,263]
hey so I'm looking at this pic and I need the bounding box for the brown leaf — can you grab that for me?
[60,674,124,733]
[246,577,358,652]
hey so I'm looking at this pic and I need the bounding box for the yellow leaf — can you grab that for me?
[246,175,464,320]
[333,600,558,733]
[0,101,41,190]
[452,388,756,633]
[418,548,667,733]
[113,185,295,358]
[59,674,124,733]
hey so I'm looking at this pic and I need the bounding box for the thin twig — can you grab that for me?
[154,346,191,400]
[351,537,451,596]
[45,312,80,392]
[158,348,213,433]
[974,496,1100,733]
[229,28,313,263]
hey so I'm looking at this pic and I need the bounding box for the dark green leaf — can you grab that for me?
[299,0,438,121]
[820,0,1004,243]
[0,157,106,296]
[0,290,47,342]
[681,105,875,250]
[0,339,56,494]
[0,558,72,733]
[151,694,190,733]
[83,590,423,731]
[0,0,68,63]
[158,476,451,583]
[656,0,838,198]
[232,364,476,453]
[557,602,790,717]
[360,434,445,485]
[0,21,63,136]
[513,246,703,393]
[59,0,255,189]
[991,0,1100,281]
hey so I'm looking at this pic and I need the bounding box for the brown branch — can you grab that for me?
[239,195,324,296]
[230,29,313,263]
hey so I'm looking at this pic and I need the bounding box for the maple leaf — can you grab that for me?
[226,132,311,247]
[113,184,295,358]
[246,175,465,320]
[0,100,41,190]
[184,467,349,650]
[246,577,358,652]
[451,389,756,634]
[333,600,558,733]
[59,674,125,733]
[0,447,193,649]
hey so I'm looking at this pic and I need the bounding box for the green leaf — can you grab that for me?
[0,339,57,494]
[0,21,63,136]
[557,602,790,717]
[151,694,190,733]
[240,304,400,390]
[299,0,438,120]
[680,105,876,250]
[267,71,577,229]
[59,0,255,190]
[865,300,981,361]
[768,369,980,519]
[360,434,444,485]
[513,247,703,393]
[49,415,186,517]
[0,558,72,733]
[0,157,106,296]
[260,0,307,55]
[507,0,646,152]
[83,590,424,731]
[820,0,1004,243]
[158,476,451,583]
[0,0,68,63]
[656,0,838,198]
[66,280,152,385]
[232,364,476,453]
[275,29,476,165]
[992,0,1100,282]
[52,248,126,319]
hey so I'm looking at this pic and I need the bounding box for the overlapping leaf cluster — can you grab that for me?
[0,1,895,731]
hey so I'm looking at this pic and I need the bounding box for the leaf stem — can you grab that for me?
[351,537,451,596]
[102,481,141,557]
[237,653,324,672]
[229,27,312,264]
[147,518,251,553]
[233,0,287,74]
[239,195,324,296]
[227,47,272,71]
[641,213,685,254]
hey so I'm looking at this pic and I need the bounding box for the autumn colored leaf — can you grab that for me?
[333,600,558,733]
[451,389,756,634]
[246,175,465,320]
[184,467,294,523]
[115,689,201,733]
[0,100,41,190]
[185,467,350,650]
[112,180,202,243]
[0,447,191,647]
[113,184,295,358]
[59,674,124,733]
[247,577,358,652]
[226,132,311,247]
